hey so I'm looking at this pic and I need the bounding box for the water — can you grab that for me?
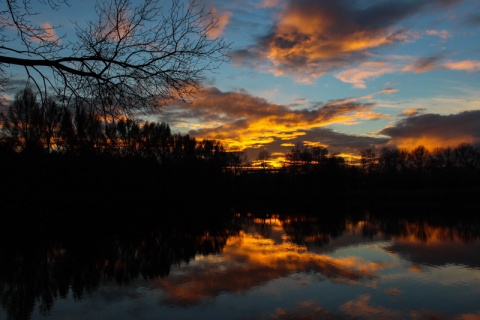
[1,210,480,320]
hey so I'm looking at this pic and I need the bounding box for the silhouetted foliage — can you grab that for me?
[1,88,480,215]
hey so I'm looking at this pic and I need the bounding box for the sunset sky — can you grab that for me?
[5,0,480,164]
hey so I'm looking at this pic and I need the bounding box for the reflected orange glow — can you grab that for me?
[154,218,391,305]
[408,265,423,273]
[456,314,480,320]
[340,294,400,319]
[392,223,472,244]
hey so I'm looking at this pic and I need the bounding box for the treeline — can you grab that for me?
[1,88,479,211]
[275,142,480,194]
[0,89,246,212]
[282,142,480,174]
[0,88,245,168]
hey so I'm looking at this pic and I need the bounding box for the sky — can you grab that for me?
[3,0,480,165]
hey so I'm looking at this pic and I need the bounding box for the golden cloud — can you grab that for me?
[401,108,424,117]
[164,87,389,152]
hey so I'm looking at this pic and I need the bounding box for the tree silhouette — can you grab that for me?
[360,148,377,175]
[1,0,230,114]
[257,149,270,170]
[1,87,42,152]
[408,145,429,172]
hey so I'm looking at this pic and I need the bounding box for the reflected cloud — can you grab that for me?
[456,312,480,320]
[340,294,401,319]
[155,220,384,306]
[255,300,345,320]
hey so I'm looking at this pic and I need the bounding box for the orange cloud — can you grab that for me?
[261,2,402,82]
[207,8,231,39]
[443,60,480,71]
[401,108,425,117]
[336,62,397,89]
[164,87,389,152]
[232,0,459,81]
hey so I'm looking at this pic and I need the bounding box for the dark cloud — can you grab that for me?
[232,0,465,81]
[380,110,480,148]
[467,13,480,25]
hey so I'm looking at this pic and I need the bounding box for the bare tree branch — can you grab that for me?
[0,0,230,116]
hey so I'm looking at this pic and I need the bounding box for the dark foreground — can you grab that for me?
[1,199,480,320]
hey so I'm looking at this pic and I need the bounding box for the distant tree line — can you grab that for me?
[0,88,246,169]
[1,88,479,210]
[278,142,480,191]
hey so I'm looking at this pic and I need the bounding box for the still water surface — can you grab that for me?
[1,210,480,319]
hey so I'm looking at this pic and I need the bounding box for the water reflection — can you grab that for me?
[1,210,480,319]
[0,216,239,320]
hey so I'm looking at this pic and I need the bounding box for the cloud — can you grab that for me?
[207,7,231,38]
[233,0,464,81]
[469,13,480,24]
[336,61,397,89]
[403,56,443,73]
[380,110,480,149]
[163,87,389,153]
[340,294,401,319]
[426,29,451,41]
[30,22,60,44]
[261,0,282,8]
[403,57,480,74]
[443,60,480,71]
[401,108,425,117]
